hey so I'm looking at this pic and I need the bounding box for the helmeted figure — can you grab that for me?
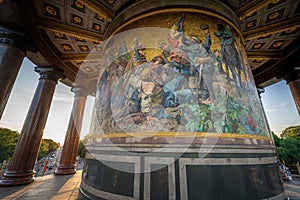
[215,24,245,93]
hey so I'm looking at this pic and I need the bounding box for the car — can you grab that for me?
[48,162,54,169]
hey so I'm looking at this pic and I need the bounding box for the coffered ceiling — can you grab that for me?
[1,0,300,90]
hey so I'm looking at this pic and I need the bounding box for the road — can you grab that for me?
[33,149,84,177]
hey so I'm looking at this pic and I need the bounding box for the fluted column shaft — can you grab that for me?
[0,26,30,118]
[288,80,300,115]
[55,87,88,175]
[0,67,64,186]
[285,67,300,116]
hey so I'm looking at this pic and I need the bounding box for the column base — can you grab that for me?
[55,164,76,175]
[0,170,34,186]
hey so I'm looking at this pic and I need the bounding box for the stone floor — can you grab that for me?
[284,178,300,200]
[0,171,299,200]
[0,171,81,200]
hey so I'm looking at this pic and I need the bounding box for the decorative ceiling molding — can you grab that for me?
[78,0,115,22]
[16,0,300,89]
[247,51,283,60]
[243,16,300,40]
[38,17,104,43]
[62,53,102,62]
[87,71,101,80]
[253,44,300,85]
[236,0,274,20]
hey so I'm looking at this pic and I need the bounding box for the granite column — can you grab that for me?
[285,67,300,116]
[55,86,88,175]
[0,67,64,186]
[0,26,29,118]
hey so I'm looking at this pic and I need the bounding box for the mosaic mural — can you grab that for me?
[91,12,270,136]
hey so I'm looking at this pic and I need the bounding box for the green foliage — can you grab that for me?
[178,95,268,135]
[221,96,267,135]
[223,96,242,133]
[276,137,300,164]
[0,128,19,163]
[38,139,49,160]
[37,139,59,160]
[77,140,86,158]
[273,128,300,165]
[0,127,58,162]
[272,132,281,147]
[178,103,212,132]
[280,126,300,141]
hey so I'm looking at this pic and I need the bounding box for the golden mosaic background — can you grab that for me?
[114,12,242,59]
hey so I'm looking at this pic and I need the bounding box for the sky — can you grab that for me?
[0,58,299,143]
[0,58,94,144]
[261,81,299,135]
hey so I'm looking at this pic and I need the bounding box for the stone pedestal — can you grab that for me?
[55,87,88,175]
[0,67,64,186]
[79,1,286,199]
[0,26,29,119]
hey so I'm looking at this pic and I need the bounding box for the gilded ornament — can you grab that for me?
[93,24,101,30]
[269,12,279,20]
[285,27,296,33]
[108,0,115,4]
[54,32,64,38]
[62,44,72,51]
[45,6,57,16]
[246,21,254,28]
[73,16,82,23]
[80,45,89,51]
[84,67,93,72]
[90,132,271,141]
[75,0,84,8]
[74,36,84,41]
[253,43,262,49]
[272,0,280,4]
[273,41,283,48]
[255,59,264,62]
[96,14,104,21]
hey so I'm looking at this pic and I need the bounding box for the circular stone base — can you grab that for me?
[55,164,76,175]
[0,171,34,186]
[79,144,286,200]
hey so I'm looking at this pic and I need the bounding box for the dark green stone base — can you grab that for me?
[79,147,286,200]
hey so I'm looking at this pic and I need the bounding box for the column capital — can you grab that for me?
[0,25,35,53]
[71,86,91,97]
[257,87,265,98]
[35,67,65,83]
[284,66,300,84]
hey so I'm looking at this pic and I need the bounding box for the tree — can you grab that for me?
[272,131,281,147]
[37,139,49,160]
[276,137,300,164]
[280,126,300,141]
[0,128,19,163]
[272,129,300,165]
[43,139,58,153]
[0,127,59,162]
[37,139,59,160]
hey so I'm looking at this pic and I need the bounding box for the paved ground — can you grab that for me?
[33,160,84,177]
[284,178,300,200]
[0,173,299,199]
[0,171,81,200]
